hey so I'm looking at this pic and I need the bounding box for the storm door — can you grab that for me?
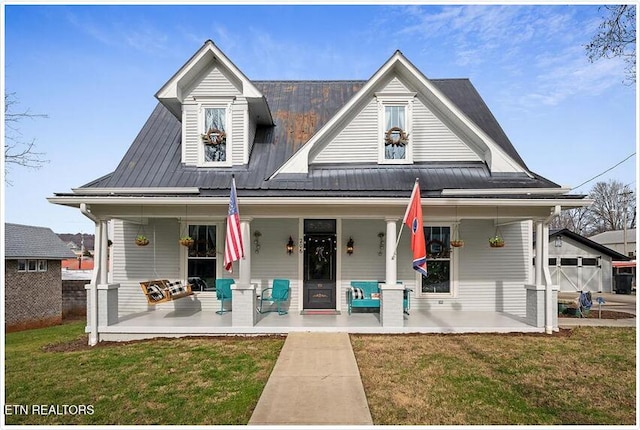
[303,219,337,309]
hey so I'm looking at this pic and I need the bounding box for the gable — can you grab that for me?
[310,75,481,164]
[272,51,530,178]
[184,64,242,98]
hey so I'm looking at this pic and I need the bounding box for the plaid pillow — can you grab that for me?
[167,281,187,296]
[146,284,165,302]
[351,287,364,299]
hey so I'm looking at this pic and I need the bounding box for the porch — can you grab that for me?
[97,308,542,342]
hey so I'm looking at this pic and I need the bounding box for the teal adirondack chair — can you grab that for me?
[259,279,290,315]
[215,279,234,315]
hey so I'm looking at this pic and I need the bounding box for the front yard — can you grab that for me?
[3,322,636,425]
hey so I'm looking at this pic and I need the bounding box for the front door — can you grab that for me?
[303,220,337,309]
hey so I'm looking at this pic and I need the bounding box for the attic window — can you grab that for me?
[202,107,227,163]
[376,93,414,164]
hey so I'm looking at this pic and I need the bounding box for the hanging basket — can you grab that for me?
[135,236,149,247]
[179,237,194,247]
[450,240,464,248]
[489,237,505,248]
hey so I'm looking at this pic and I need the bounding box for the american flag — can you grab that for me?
[224,177,244,272]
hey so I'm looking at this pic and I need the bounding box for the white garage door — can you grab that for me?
[551,257,602,292]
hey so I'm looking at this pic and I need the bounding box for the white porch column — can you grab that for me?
[543,223,553,334]
[87,221,101,346]
[232,217,256,327]
[385,218,398,285]
[525,221,546,328]
[535,221,544,286]
[381,218,403,327]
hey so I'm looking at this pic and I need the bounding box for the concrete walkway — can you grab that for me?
[248,332,373,425]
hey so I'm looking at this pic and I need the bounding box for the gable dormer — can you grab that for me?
[155,40,273,167]
[272,51,530,178]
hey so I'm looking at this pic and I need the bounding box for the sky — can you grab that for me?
[2,3,637,235]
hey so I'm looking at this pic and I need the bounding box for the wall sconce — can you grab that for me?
[254,231,262,254]
[286,236,295,255]
[346,237,354,255]
[299,237,304,253]
[554,235,562,248]
[378,232,385,256]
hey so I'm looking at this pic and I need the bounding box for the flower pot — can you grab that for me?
[135,238,149,246]
[179,238,194,247]
[489,241,505,248]
[450,240,464,248]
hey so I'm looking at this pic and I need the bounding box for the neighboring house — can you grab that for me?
[49,41,589,344]
[4,223,76,332]
[546,229,630,293]
[589,229,637,259]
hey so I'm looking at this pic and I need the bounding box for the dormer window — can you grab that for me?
[376,93,414,164]
[198,102,232,167]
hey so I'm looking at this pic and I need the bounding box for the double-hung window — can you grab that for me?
[421,226,454,295]
[376,92,414,164]
[199,102,231,167]
[186,224,217,291]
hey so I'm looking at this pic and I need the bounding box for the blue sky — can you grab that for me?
[3,3,637,235]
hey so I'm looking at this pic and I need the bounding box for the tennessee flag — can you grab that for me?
[403,180,428,277]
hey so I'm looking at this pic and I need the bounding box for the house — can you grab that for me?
[546,229,630,293]
[48,40,590,345]
[589,229,637,259]
[4,223,76,332]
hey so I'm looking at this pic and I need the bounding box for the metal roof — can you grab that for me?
[78,79,563,198]
[5,223,76,259]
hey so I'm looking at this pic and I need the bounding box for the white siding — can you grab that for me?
[251,219,300,311]
[231,103,244,165]
[384,76,410,93]
[112,219,181,314]
[188,66,241,97]
[311,99,379,163]
[412,97,481,162]
[183,103,199,165]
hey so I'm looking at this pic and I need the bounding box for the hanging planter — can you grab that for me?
[450,207,464,248]
[489,236,505,248]
[135,235,149,247]
[450,239,464,248]
[179,236,194,247]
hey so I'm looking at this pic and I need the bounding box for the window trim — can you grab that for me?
[376,92,415,165]
[180,221,223,293]
[417,223,458,298]
[17,259,27,272]
[197,101,233,168]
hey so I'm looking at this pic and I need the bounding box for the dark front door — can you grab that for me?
[303,220,337,309]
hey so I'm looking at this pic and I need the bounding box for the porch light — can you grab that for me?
[254,231,262,254]
[378,232,384,256]
[286,236,295,255]
[554,235,562,248]
[346,237,354,255]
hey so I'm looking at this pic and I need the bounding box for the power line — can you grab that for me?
[571,152,636,191]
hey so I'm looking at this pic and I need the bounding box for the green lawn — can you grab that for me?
[351,327,636,425]
[4,323,636,425]
[4,322,284,425]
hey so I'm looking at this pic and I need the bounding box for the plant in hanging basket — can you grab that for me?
[135,235,149,246]
[450,240,464,248]
[489,236,505,248]
[179,236,194,247]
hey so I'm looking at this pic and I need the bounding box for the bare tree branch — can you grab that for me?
[4,92,49,184]
[585,5,636,84]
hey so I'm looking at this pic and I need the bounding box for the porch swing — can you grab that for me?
[139,221,195,305]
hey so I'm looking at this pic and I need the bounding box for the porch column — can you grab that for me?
[381,218,403,327]
[525,221,546,328]
[543,223,554,334]
[96,220,120,330]
[232,217,256,327]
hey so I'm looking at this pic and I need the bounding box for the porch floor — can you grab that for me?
[99,308,542,341]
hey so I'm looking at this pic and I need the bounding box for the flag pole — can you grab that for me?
[392,178,419,260]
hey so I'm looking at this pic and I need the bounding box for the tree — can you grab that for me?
[552,180,636,236]
[587,180,636,234]
[585,5,636,84]
[4,92,48,183]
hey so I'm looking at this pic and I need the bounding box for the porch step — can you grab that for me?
[300,310,341,315]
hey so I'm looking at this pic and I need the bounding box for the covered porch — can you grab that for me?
[97,307,542,342]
